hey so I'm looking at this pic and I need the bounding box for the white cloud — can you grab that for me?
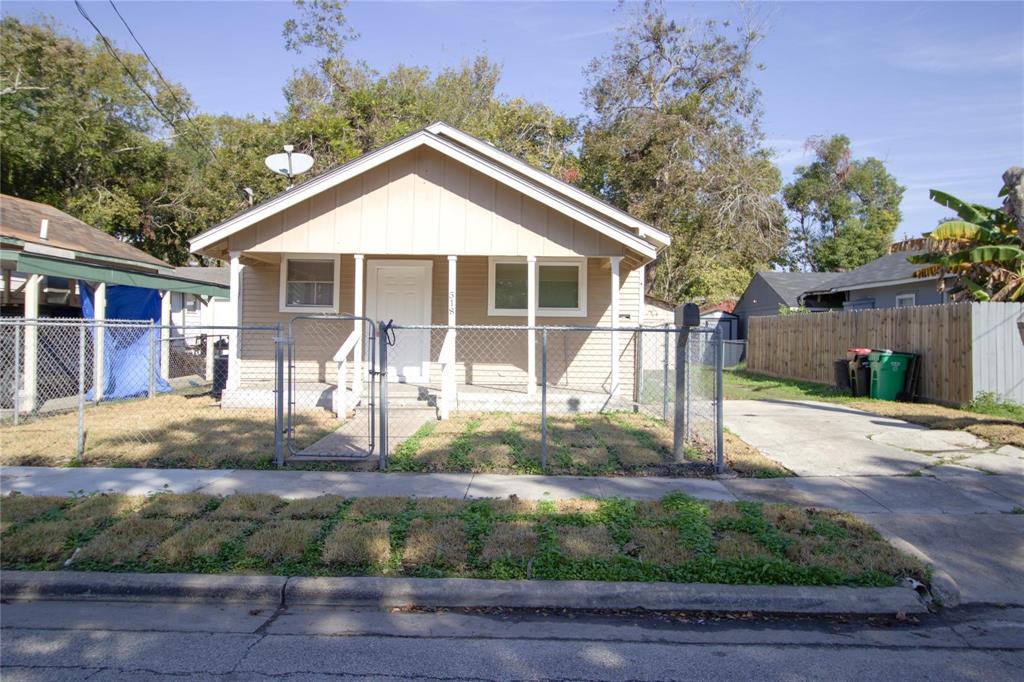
[885,37,1023,74]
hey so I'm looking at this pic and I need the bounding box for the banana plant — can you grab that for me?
[891,177,1024,301]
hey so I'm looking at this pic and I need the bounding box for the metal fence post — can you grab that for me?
[634,329,643,413]
[715,330,726,474]
[672,327,688,463]
[13,324,21,425]
[274,328,285,467]
[148,321,157,399]
[661,323,669,422]
[541,328,548,470]
[685,336,692,440]
[378,321,389,470]
[77,324,86,461]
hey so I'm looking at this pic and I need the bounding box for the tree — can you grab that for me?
[783,135,905,272]
[580,0,786,304]
[891,171,1024,301]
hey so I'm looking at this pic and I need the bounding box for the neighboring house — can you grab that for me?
[643,295,675,327]
[733,272,836,339]
[699,302,738,341]
[799,251,952,310]
[188,122,670,415]
[169,266,234,346]
[0,194,229,410]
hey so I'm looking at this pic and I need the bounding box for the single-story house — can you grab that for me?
[798,251,953,310]
[1,194,230,410]
[188,122,670,417]
[732,271,836,339]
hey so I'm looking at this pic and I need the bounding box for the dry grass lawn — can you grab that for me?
[0,393,338,468]
[155,520,249,563]
[402,518,468,569]
[480,521,538,563]
[725,432,792,478]
[0,495,66,523]
[76,517,179,564]
[1,492,928,588]
[245,520,322,562]
[322,521,392,566]
[849,399,1024,447]
[278,495,344,519]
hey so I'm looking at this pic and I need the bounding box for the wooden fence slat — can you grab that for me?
[747,303,975,404]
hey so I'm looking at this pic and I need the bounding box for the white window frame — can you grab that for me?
[894,293,916,308]
[279,253,341,313]
[487,256,588,318]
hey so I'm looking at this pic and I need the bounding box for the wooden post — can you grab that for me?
[228,251,242,391]
[22,274,42,411]
[353,254,365,400]
[441,255,457,419]
[610,256,622,396]
[160,291,171,380]
[92,282,106,401]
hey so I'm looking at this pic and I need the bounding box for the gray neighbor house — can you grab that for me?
[733,251,951,339]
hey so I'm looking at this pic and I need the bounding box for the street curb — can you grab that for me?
[876,534,961,608]
[0,571,286,605]
[1,571,927,615]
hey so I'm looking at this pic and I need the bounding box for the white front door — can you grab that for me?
[367,261,432,382]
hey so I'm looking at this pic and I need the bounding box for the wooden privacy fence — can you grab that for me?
[747,302,1024,405]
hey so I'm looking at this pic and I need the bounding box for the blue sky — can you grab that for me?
[5,1,1022,239]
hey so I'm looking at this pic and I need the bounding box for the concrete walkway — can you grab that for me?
[724,399,1023,477]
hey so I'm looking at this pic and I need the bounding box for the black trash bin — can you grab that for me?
[848,356,871,397]
[834,360,851,391]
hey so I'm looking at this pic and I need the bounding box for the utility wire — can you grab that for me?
[74,0,248,202]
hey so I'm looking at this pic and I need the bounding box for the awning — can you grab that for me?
[2,250,229,298]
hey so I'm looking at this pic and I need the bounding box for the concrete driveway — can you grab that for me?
[723,399,1021,477]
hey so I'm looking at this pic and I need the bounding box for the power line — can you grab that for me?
[73,0,247,200]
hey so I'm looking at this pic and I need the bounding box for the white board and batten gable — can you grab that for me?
[189,123,668,264]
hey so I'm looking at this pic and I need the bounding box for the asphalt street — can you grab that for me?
[2,600,1022,681]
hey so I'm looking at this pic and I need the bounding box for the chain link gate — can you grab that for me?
[285,315,380,462]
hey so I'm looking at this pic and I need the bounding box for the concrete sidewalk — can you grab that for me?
[2,465,1020,514]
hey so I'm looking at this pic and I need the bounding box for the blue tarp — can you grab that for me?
[82,285,172,400]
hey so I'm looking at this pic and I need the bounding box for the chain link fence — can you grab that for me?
[0,318,283,468]
[0,317,725,473]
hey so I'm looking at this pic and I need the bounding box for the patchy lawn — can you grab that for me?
[725,368,1024,448]
[388,411,782,478]
[0,393,338,469]
[0,491,926,588]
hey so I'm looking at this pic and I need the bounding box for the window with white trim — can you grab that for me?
[280,255,339,312]
[894,293,916,308]
[488,257,587,317]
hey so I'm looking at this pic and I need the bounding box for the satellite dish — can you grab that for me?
[265,145,314,188]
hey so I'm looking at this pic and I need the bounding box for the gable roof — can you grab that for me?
[172,266,229,287]
[801,251,937,295]
[189,123,666,260]
[1,194,167,268]
[756,271,838,307]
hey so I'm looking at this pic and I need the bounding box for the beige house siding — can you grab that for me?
[237,255,641,391]
[227,147,630,259]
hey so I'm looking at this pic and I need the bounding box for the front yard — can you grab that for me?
[0,491,925,588]
[724,368,1024,447]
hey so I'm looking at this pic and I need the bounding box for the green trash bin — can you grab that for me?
[868,350,913,400]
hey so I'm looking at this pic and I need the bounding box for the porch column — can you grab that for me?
[353,254,365,400]
[441,255,457,418]
[527,255,537,395]
[227,251,243,391]
[92,282,107,402]
[160,291,171,380]
[21,273,42,412]
[610,256,622,396]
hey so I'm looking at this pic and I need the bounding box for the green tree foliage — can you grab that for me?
[579,0,786,304]
[783,135,905,272]
[891,171,1024,301]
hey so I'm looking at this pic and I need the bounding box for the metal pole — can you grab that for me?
[378,321,389,470]
[274,329,285,467]
[686,335,692,441]
[715,330,726,474]
[148,321,157,398]
[672,327,689,462]
[77,324,86,461]
[661,324,669,422]
[541,328,548,470]
[633,329,643,413]
[13,324,21,426]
